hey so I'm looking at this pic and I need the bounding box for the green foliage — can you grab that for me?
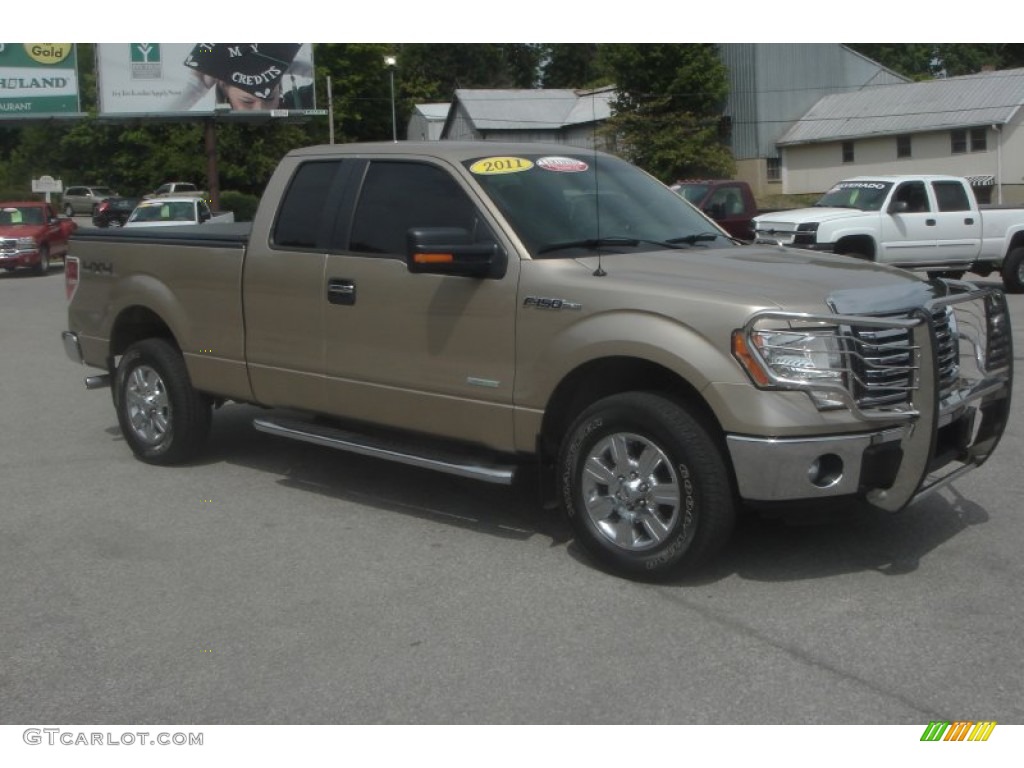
[541,44,610,89]
[218,190,260,221]
[848,43,1024,79]
[601,44,734,182]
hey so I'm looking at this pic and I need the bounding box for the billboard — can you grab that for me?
[97,43,317,116]
[0,43,80,117]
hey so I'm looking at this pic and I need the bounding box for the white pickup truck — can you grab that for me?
[124,196,234,228]
[753,175,1024,292]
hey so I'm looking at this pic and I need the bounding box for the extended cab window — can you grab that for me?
[932,181,971,212]
[273,160,342,249]
[349,161,481,256]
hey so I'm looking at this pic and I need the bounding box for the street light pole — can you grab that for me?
[384,55,398,143]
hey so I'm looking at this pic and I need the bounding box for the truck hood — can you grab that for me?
[754,207,871,227]
[0,224,45,237]
[569,244,937,315]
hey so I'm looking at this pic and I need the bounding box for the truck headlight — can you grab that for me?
[17,236,38,249]
[793,222,819,246]
[733,327,848,409]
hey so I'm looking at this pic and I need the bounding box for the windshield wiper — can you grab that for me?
[666,232,725,245]
[537,236,690,255]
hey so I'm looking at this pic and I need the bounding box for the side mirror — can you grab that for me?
[889,200,909,214]
[406,227,506,279]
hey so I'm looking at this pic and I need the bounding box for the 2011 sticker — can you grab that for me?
[469,157,534,175]
[537,156,589,173]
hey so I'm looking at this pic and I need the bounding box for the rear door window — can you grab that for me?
[272,160,343,250]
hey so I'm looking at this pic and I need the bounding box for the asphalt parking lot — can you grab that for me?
[2,258,1023,727]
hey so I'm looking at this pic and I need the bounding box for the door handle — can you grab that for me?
[965,218,975,225]
[327,278,356,305]
[925,219,936,226]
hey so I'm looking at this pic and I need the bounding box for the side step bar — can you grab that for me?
[253,416,518,485]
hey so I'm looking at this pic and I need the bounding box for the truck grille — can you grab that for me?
[0,237,16,255]
[847,306,972,410]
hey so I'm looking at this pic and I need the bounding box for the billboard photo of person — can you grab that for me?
[173,43,315,112]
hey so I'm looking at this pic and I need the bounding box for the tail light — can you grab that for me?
[65,256,79,301]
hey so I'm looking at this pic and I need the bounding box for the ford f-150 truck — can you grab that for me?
[753,175,1024,292]
[1,201,77,275]
[61,143,1014,579]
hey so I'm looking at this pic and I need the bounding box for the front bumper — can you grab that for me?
[727,286,1012,511]
[0,249,40,268]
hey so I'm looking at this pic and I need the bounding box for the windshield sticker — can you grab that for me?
[469,157,534,175]
[833,182,887,190]
[537,156,589,173]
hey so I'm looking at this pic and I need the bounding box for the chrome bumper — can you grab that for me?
[61,331,84,364]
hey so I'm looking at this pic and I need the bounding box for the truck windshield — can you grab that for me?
[815,181,893,211]
[464,154,733,258]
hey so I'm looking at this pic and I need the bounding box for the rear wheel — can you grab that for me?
[114,339,212,464]
[558,392,736,579]
[1001,247,1024,294]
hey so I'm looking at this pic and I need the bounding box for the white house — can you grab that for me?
[777,67,1024,203]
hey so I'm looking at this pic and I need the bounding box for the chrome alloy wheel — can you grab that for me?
[125,364,172,446]
[581,432,682,551]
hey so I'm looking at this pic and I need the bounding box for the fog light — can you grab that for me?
[808,454,843,488]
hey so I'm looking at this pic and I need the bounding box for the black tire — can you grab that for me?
[558,392,736,580]
[1001,247,1024,294]
[33,245,50,275]
[64,203,74,217]
[114,338,212,464]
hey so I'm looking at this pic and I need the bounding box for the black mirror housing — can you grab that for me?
[406,227,506,279]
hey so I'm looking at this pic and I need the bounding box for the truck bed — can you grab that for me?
[71,222,251,246]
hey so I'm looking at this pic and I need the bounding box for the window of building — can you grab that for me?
[951,130,967,154]
[842,141,854,163]
[896,135,912,158]
[766,156,781,182]
[970,127,987,152]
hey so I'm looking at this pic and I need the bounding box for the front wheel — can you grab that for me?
[64,204,74,217]
[114,339,212,464]
[1002,247,1024,294]
[558,392,736,579]
[33,245,50,275]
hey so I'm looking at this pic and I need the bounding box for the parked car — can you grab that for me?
[92,197,140,228]
[143,182,206,199]
[0,201,77,275]
[62,186,116,217]
[752,175,1024,291]
[670,180,758,240]
[124,196,234,227]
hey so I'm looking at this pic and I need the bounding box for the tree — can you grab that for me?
[600,44,733,182]
[541,44,609,89]
[849,44,1024,79]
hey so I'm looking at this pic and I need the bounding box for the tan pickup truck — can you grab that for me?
[61,142,1014,579]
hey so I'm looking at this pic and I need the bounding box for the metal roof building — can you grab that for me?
[778,68,1024,201]
[440,87,614,149]
[406,103,450,141]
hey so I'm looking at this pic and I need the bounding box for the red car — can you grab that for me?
[0,201,77,275]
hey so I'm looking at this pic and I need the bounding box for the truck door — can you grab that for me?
[242,159,341,414]
[930,179,981,259]
[880,180,937,264]
[322,158,519,452]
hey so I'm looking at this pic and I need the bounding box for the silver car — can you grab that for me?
[62,186,116,216]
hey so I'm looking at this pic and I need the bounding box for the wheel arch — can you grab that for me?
[834,234,876,259]
[109,305,179,360]
[538,356,728,464]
